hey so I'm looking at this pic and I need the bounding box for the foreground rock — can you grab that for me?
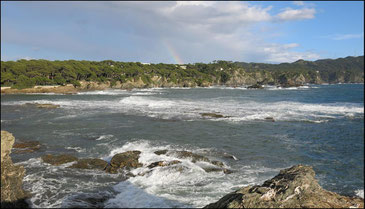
[1,131,30,208]
[67,158,108,170]
[105,151,142,174]
[41,154,78,166]
[204,165,364,208]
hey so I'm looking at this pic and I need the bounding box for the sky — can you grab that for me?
[1,1,364,64]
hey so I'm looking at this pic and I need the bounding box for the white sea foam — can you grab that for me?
[76,90,128,95]
[355,189,364,198]
[16,158,123,208]
[103,140,279,208]
[95,134,114,141]
[2,88,363,123]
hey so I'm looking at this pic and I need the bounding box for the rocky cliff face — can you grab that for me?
[1,131,30,208]
[204,165,364,208]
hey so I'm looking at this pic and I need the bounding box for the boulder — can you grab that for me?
[41,154,78,166]
[105,151,142,174]
[13,141,41,153]
[204,165,364,208]
[1,131,30,208]
[67,158,108,170]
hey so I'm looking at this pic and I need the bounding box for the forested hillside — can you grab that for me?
[1,56,363,89]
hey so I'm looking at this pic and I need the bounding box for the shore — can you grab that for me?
[2,81,363,95]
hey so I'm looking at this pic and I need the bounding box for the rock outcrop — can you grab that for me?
[1,131,30,208]
[105,150,143,174]
[67,158,108,170]
[204,165,364,208]
[41,154,78,166]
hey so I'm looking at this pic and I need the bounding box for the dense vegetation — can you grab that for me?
[1,56,363,89]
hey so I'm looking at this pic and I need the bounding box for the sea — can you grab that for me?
[1,84,364,208]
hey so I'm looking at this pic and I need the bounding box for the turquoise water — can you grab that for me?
[1,84,364,208]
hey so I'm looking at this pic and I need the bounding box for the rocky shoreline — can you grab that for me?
[1,130,364,208]
[1,79,363,95]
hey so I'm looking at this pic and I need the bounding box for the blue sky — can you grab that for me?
[1,1,364,64]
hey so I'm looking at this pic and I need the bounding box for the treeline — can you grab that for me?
[1,56,363,89]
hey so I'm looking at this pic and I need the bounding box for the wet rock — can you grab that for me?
[147,160,181,169]
[41,154,78,166]
[200,113,225,118]
[1,131,30,208]
[105,150,142,174]
[211,160,225,167]
[154,150,168,155]
[264,117,275,122]
[13,141,41,153]
[68,158,108,170]
[204,165,364,208]
[168,150,211,163]
[202,167,224,173]
[247,83,264,89]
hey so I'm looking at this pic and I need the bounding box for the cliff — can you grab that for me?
[204,165,364,208]
[1,131,30,208]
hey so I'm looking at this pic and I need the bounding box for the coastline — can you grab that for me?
[1,81,363,95]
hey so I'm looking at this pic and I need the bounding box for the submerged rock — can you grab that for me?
[1,131,30,208]
[204,165,364,208]
[13,141,41,153]
[41,154,78,166]
[154,150,168,155]
[105,150,142,174]
[147,160,181,169]
[68,158,108,170]
[168,150,211,163]
[264,117,275,122]
[200,113,225,118]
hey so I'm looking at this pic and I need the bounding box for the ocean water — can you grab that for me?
[1,84,364,208]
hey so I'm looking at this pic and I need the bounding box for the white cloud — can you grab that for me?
[2,1,320,63]
[276,8,316,21]
[331,33,364,40]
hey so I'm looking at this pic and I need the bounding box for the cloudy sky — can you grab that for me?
[1,1,364,64]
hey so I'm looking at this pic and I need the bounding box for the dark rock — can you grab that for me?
[211,160,225,167]
[105,150,142,174]
[13,141,41,153]
[202,167,223,173]
[168,151,211,163]
[264,117,275,122]
[67,158,108,170]
[154,150,168,155]
[200,113,225,118]
[247,84,264,89]
[147,160,181,169]
[41,154,78,166]
[204,165,364,208]
[1,131,30,207]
